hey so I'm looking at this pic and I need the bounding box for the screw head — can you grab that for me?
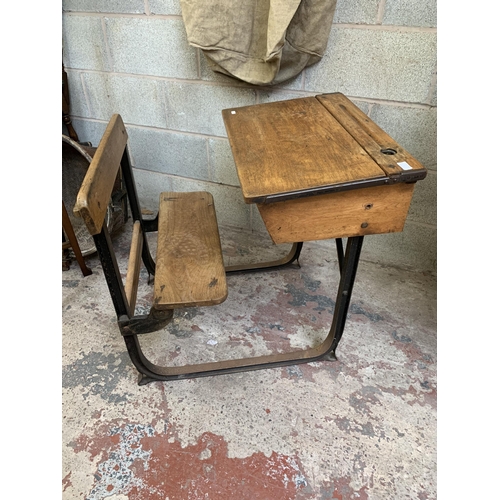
[361,222,369,228]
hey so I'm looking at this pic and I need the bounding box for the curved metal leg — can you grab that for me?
[225,242,303,274]
[324,236,364,359]
[121,237,363,384]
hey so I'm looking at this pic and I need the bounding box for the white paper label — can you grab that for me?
[397,161,412,171]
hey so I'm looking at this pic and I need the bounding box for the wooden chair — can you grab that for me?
[62,64,92,276]
[74,114,310,385]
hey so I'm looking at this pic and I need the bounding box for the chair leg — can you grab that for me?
[62,201,92,277]
[120,236,364,384]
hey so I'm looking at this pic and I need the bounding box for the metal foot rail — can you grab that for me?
[115,237,363,385]
[225,242,303,274]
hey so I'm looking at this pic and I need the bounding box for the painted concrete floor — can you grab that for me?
[62,222,437,500]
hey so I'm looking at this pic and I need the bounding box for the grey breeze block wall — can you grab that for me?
[62,0,437,273]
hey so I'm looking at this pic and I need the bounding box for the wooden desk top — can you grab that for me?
[222,93,426,204]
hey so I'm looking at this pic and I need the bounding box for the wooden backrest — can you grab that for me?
[73,114,128,235]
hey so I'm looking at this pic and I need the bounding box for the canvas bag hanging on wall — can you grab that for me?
[179,0,337,86]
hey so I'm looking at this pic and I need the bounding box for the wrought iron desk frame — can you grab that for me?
[81,93,426,385]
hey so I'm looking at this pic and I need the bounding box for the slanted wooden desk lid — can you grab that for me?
[222,93,427,204]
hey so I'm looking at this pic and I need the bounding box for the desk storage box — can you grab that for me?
[223,93,427,244]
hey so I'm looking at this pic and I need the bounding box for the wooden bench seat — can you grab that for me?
[153,191,228,310]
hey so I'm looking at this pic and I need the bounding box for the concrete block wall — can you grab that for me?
[62,0,437,273]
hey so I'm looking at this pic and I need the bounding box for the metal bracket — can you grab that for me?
[118,309,174,336]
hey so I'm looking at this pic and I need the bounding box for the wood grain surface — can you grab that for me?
[153,191,228,309]
[258,183,415,243]
[222,96,385,203]
[74,114,128,235]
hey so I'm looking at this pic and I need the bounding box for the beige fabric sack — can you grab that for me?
[180,0,337,85]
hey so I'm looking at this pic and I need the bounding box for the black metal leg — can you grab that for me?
[325,236,364,360]
[120,147,156,276]
[93,226,132,319]
[335,238,344,276]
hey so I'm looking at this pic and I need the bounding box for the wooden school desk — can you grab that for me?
[73,94,427,384]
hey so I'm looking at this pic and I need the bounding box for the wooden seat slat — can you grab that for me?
[125,221,144,313]
[153,191,227,309]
